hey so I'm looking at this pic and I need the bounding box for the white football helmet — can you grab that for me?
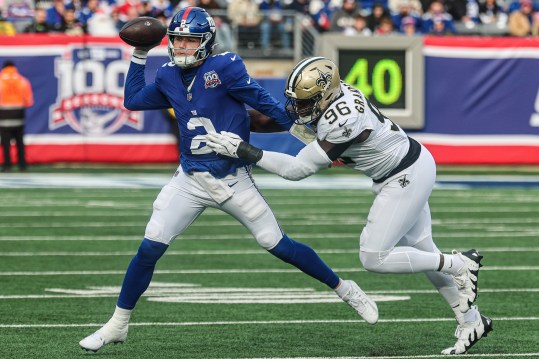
[284,57,342,125]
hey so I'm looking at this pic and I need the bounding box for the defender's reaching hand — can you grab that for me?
[205,131,244,158]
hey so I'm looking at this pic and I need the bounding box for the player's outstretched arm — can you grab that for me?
[206,132,332,181]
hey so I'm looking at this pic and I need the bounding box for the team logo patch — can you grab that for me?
[342,127,352,138]
[204,70,221,89]
[398,175,410,188]
[49,47,142,135]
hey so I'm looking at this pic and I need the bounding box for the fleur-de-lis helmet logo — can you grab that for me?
[315,68,332,91]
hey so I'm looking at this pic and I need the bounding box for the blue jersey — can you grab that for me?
[124,52,292,178]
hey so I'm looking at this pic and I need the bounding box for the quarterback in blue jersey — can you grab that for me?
[79,7,378,353]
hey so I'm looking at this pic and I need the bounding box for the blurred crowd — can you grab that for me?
[1,0,539,48]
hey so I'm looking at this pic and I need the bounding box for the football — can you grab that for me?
[119,17,167,48]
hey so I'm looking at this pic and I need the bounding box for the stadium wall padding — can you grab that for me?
[0,35,538,164]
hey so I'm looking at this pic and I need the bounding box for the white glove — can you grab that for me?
[205,131,244,158]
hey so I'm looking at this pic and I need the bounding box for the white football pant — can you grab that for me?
[144,166,282,249]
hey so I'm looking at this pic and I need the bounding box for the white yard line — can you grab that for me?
[0,317,538,329]
[0,288,537,300]
[2,247,539,257]
[1,232,539,241]
[0,266,538,276]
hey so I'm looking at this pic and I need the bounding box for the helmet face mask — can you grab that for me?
[284,57,341,125]
[167,7,216,68]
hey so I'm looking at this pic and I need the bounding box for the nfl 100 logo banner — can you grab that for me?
[0,36,178,163]
[50,46,142,135]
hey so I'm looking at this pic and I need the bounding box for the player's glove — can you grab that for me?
[206,131,242,157]
[205,131,263,163]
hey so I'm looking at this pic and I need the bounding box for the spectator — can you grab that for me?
[5,0,34,32]
[46,0,67,28]
[0,60,34,172]
[391,0,422,33]
[479,0,508,32]
[57,6,87,34]
[480,0,506,23]
[23,7,53,33]
[227,0,262,49]
[199,0,221,11]
[259,0,290,51]
[508,0,539,35]
[366,2,391,31]
[309,0,340,32]
[445,0,481,27]
[430,16,456,34]
[0,14,17,35]
[401,14,421,34]
[139,0,156,16]
[213,12,235,52]
[388,0,422,14]
[374,14,397,34]
[330,0,362,32]
[344,13,373,35]
[362,0,389,15]
[87,10,118,35]
[116,0,142,24]
[422,0,457,34]
[77,0,100,25]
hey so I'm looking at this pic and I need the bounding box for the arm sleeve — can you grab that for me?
[123,50,171,111]
[256,141,331,181]
[224,57,293,130]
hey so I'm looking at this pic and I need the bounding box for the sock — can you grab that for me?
[334,279,351,298]
[104,306,132,330]
[117,238,168,310]
[268,234,340,289]
[455,306,479,325]
[438,253,465,275]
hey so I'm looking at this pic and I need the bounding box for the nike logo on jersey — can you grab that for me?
[228,181,238,187]
[230,54,237,61]
[338,120,348,127]
[246,77,251,84]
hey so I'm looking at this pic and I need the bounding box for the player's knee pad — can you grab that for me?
[255,228,282,249]
[136,238,168,266]
[268,234,295,262]
[360,249,389,273]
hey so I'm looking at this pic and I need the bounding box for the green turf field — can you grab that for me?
[1,183,538,358]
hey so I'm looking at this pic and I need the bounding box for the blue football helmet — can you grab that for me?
[167,7,216,68]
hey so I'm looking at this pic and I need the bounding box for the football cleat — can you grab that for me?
[441,309,493,355]
[341,280,379,324]
[79,324,128,353]
[452,249,483,313]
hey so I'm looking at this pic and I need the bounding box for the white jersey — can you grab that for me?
[316,82,410,180]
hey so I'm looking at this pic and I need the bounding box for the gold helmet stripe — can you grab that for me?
[286,56,326,96]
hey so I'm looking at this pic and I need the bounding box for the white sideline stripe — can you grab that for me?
[2,247,539,257]
[423,46,539,59]
[2,232,539,241]
[1,288,537,300]
[1,266,538,276]
[24,134,176,145]
[413,133,539,145]
[0,317,538,329]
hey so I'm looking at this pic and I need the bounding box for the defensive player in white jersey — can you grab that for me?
[205,56,493,355]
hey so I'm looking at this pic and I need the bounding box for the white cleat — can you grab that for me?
[441,308,493,355]
[341,280,378,324]
[79,324,128,353]
[452,249,483,313]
